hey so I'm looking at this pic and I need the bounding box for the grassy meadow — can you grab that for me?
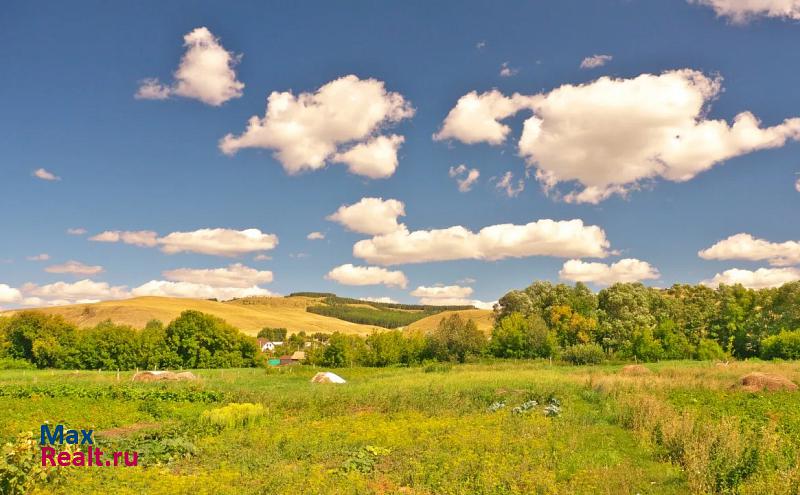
[3,360,800,494]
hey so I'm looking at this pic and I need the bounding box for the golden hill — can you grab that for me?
[1,296,382,336]
[406,309,495,334]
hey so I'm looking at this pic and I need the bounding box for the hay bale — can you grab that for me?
[311,372,346,384]
[132,371,198,382]
[738,372,798,392]
[621,364,651,376]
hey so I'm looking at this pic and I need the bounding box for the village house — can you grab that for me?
[256,339,283,352]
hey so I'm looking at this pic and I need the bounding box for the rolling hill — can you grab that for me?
[406,309,495,334]
[1,295,495,336]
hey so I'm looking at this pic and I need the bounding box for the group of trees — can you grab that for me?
[492,280,800,362]
[0,310,260,370]
[305,295,473,329]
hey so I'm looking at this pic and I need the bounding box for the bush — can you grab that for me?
[562,343,605,365]
[696,339,727,361]
[0,357,36,370]
[200,403,266,429]
[0,432,70,494]
[760,330,800,360]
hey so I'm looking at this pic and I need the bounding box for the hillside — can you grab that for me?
[406,309,495,334]
[1,296,382,336]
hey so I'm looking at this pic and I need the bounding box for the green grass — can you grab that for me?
[2,361,799,494]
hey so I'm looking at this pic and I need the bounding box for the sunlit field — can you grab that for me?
[3,360,800,494]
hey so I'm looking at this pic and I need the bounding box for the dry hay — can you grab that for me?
[737,372,797,392]
[311,372,346,384]
[132,370,198,382]
[621,364,651,376]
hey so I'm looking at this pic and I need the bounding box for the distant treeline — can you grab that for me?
[306,295,474,329]
[0,310,261,370]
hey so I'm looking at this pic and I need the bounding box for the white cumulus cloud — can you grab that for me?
[325,264,408,288]
[580,54,613,69]
[219,75,413,177]
[449,164,480,192]
[327,197,406,236]
[162,263,273,288]
[45,260,104,276]
[0,284,23,304]
[136,27,243,106]
[360,296,399,304]
[354,219,610,266]
[89,230,159,247]
[158,228,278,257]
[307,232,325,240]
[22,279,130,303]
[67,228,87,235]
[131,280,273,300]
[33,168,60,181]
[701,267,800,289]
[26,254,50,261]
[411,285,494,309]
[559,258,660,286]
[689,0,800,22]
[434,90,535,145]
[699,233,800,267]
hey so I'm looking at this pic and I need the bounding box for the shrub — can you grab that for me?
[200,403,266,429]
[696,339,727,361]
[760,330,800,360]
[562,343,605,365]
[0,432,70,494]
[0,357,36,370]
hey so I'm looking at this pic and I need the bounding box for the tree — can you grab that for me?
[596,283,658,352]
[427,314,486,363]
[164,310,258,368]
[2,312,78,368]
[257,327,288,341]
[490,312,557,359]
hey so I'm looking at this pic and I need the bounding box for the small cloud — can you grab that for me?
[307,231,325,240]
[26,254,50,261]
[45,260,104,276]
[457,277,477,285]
[580,54,613,69]
[499,62,518,77]
[495,171,525,197]
[254,254,272,261]
[67,228,87,235]
[33,168,60,181]
[449,164,480,192]
[476,40,487,50]
[290,252,310,259]
[795,175,800,192]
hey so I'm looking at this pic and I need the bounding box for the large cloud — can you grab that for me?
[159,228,278,256]
[701,267,800,289]
[327,197,406,236]
[434,90,535,145]
[325,264,408,288]
[353,219,610,265]
[559,258,660,286]
[699,233,800,267]
[438,70,800,203]
[90,230,159,247]
[410,284,494,309]
[0,284,22,304]
[162,263,273,288]
[131,280,273,300]
[21,279,130,304]
[219,75,413,177]
[45,260,104,276]
[135,27,243,106]
[689,0,800,22]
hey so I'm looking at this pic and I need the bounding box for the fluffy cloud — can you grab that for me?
[45,260,104,276]
[131,280,273,300]
[689,0,800,22]
[33,168,60,181]
[434,90,535,145]
[499,62,519,77]
[219,75,413,177]
[162,263,273,288]
[331,135,405,179]
[449,165,480,192]
[22,279,130,303]
[518,70,800,203]
[90,230,159,247]
[307,232,325,240]
[0,284,22,304]
[136,27,243,106]
[701,267,800,289]
[67,228,87,235]
[795,177,800,192]
[26,254,50,261]
[559,258,660,286]
[580,54,613,69]
[327,197,406,236]
[325,264,408,288]
[411,285,494,309]
[699,233,800,266]
[360,296,399,304]
[354,219,610,265]
[495,171,524,197]
[159,228,278,256]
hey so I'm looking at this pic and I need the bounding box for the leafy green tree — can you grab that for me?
[1,312,78,368]
[257,327,288,340]
[426,314,486,363]
[760,330,800,360]
[596,283,658,352]
[490,312,557,359]
[696,338,727,361]
[319,333,368,367]
[164,310,258,368]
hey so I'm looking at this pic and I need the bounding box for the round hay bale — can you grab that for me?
[738,372,798,392]
[621,364,651,376]
[173,371,198,381]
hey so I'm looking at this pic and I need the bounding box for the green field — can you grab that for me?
[3,360,800,494]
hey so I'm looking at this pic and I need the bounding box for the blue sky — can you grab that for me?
[1,0,799,308]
